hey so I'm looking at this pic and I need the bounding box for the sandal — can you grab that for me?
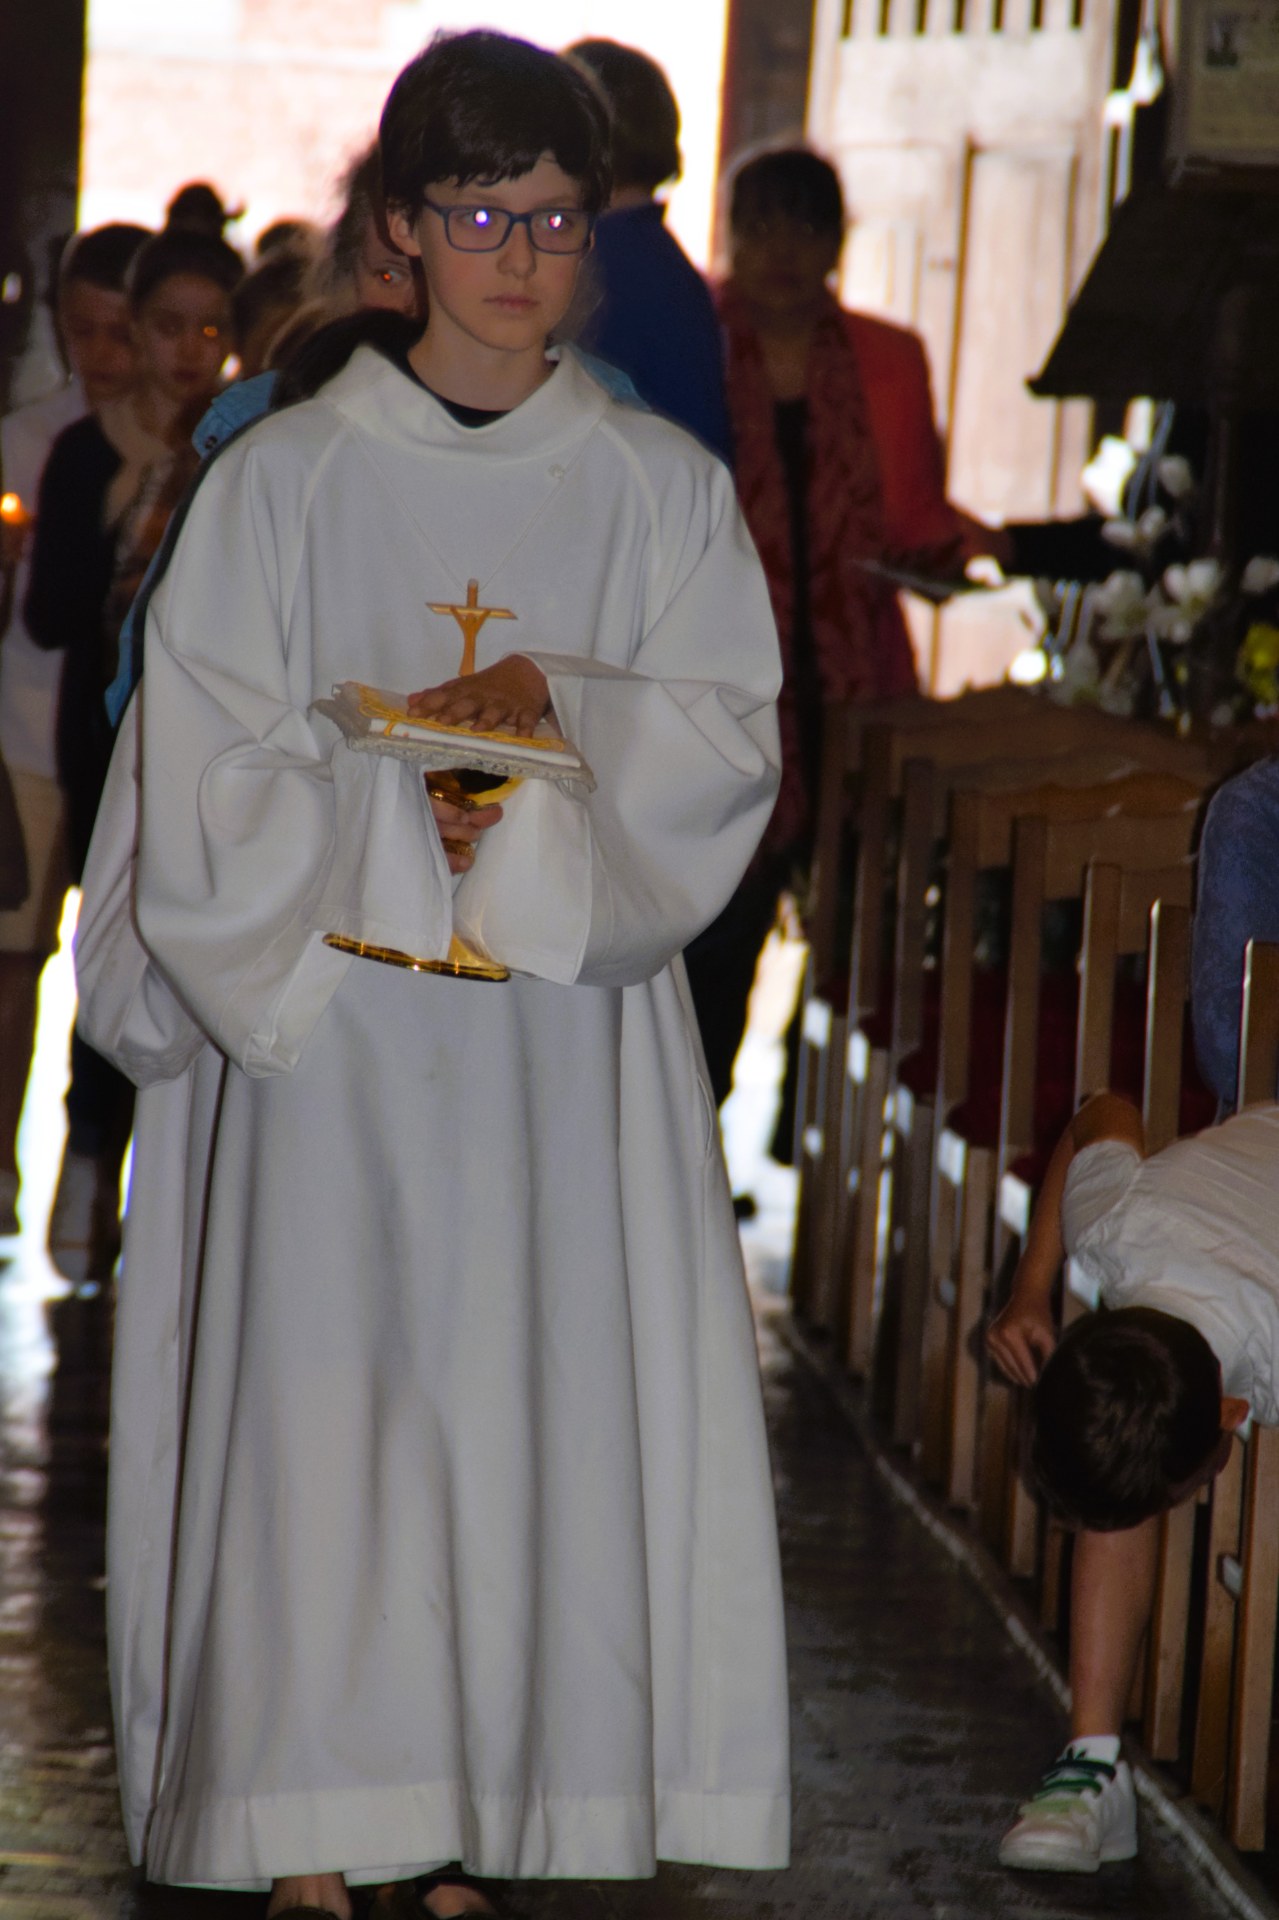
[270,1891,387,1920]
[268,1909,350,1919]
[374,1866,508,1918]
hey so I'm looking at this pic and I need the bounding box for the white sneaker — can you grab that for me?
[48,1152,121,1283]
[0,1168,18,1237]
[999,1748,1138,1872]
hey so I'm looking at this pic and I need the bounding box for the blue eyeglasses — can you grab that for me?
[422,199,595,255]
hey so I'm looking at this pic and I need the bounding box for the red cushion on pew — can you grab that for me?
[1107,975,1147,1104]
[871,972,942,1084]
[898,969,1002,1099]
[1000,986,1218,1196]
[884,932,1217,1159]
[946,972,1079,1150]
[855,969,946,1062]
[815,969,850,1009]
[859,1003,895,1051]
[1005,1148,1043,1188]
[1179,1070,1218,1135]
[897,1046,935,1097]
[1091,973,1218,1138]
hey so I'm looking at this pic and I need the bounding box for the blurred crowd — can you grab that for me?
[0,143,433,1279]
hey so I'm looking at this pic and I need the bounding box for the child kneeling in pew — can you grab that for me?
[987,1090,1268,1873]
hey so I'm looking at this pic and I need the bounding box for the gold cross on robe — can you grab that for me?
[427,578,517,677]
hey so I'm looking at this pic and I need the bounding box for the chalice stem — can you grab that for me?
[331,580,521,981]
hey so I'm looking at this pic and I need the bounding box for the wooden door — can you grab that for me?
[939,144,1088,691]
[806,0,1116,693]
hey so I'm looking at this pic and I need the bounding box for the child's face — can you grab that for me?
[58,279,136,410]
[132,272,233,410]
[354,214,420,317]
[389,155,586,361]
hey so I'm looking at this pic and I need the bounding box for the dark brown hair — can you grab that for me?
[379,30,611,218]
[325,144,387,290]
[58,223,152,297]
[1031,1307,1223,1531]
[567,40,679,193]
[729,147,845,239]
[165,181,238,237]
[126,228,244,314]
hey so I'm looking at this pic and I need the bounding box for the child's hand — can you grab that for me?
[409,656,550,739]
[427,787,503,875]
[986,1288,1057,1388]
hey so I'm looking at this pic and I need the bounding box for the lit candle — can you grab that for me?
[0,492,29,528]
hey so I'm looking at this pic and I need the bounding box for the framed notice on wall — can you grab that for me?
[1170,0,1279,168]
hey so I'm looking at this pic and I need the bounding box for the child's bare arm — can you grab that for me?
[986,1093,1144,1387]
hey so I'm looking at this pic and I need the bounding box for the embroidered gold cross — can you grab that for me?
[427,578,516,677]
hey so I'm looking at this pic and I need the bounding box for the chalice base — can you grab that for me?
[323,930,510,982]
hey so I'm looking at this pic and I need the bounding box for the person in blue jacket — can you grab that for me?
[566,38,732,467]
[1191,754,1279,1108]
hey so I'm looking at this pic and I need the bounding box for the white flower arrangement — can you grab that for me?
[1241,556,1279,596]
[1025,432,1279,724]
[1149,559,1224,643]
[1093,569,1149,638]
[1102,504,1169,556]
[1155,455,1195,501]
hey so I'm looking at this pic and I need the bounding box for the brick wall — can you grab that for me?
[83,49,388,238]
[81,0,405,241]
[242,0,384,47]
[80,0,730,265]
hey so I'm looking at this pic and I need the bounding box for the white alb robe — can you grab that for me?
[75,347,789,1890]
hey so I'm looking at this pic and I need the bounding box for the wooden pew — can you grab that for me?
[917,784,1206,1513]
[874,749,1205,1457]
[987,788,1207,1574]
[792,685,1040,1322]
[818,704,1214,1356]
[1190,941,1279,1849]
[942,858,1197,1529]
[909,777,1204,1546]
[792,690,964,1319]
[871,748,1175,1441]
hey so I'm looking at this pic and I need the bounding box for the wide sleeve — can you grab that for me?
[451,448,781,989]
[73,693,208,1087]
[132,437,456,1077]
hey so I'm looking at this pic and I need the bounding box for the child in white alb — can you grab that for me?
[74,29,789,1920]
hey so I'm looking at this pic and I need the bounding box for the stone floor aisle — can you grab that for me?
[0,1261,1250,1920]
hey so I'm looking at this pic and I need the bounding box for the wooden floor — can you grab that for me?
[0,1261,1251,1920]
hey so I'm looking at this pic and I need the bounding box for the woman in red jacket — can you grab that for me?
[687,146,990,1136]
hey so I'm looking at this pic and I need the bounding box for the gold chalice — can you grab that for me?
[324,580,525,982]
